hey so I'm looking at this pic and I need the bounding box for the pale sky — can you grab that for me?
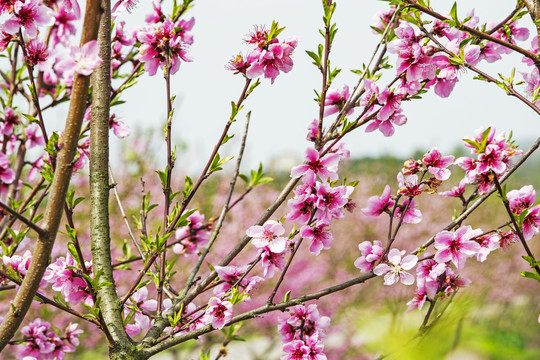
[108,1,539,172]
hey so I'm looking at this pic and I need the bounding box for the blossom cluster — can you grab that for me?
[278,304,330,360]
[12,319,82,360]
[227,24,298,84]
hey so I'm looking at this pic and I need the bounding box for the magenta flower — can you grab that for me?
[0,151,15,184]
[43,253,93,305]
[406,286,428,312]
[394,198,422,224]
[202,297,233,330]
[306,118,319,142]
[2,0,53,38]
[474,234,500,262]
[112,0,139,18]
[303,333,328,360]
[25,123,45,149]
[173,210,210,255]
[434,226,482,269]
[397,173,423,197]
[281,340,309,360]
[1,106,19,136]
[507,185,536,215]
[365,108,407,137]
[109,115,131,138]
[499,231,519,249]
[361,185,394,216]
[213,265,249,297]
[279,304,330,343]
[323,85,353,117]
[145,0,165,23]
[245,36,298,84]
[259,246,286,278]
[523,205,540,240]
[24,38,49,69]
[377,85,407,121]
[300,222,333,256]
[416,259,447,287]
[55,40,102,77]
[314,182,354,223]
[354,240,384,273]
[439,179,467,198]
[373,248,418,285]
[246,220,287,253]
[422,148,454,180]
[290,147,341,186]
[137,18,193,76]
[286,183,317,224]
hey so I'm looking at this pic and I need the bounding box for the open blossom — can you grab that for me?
[300,222,333,256]
[245,36,298,84]
[55,40,102,77]
[422,148,454,180]
[361,185,394,216]
[24,38,49,68]
[246,220,287,253]
[507,185,536,215]
[259,246,286,278]
[278,304,330,344]
[523,205,540,240]
[397,173,423,197]
[314,182,354,223]
[434,226,482,269]
[439,179,467,198]
[173,210,210,255]
[17,318,80,360]
[2,0,54,38]
[373,248,418,285]
[394,198,422,224]
[43,253,93,306]
[324,85,353,117]
[137,18,193,76]
[112,0,138,18]
[354,240,384,273]
[474,233,500,262]
[25,123,45,149]
[286,183,317,224]
[0,151,15,184]
[290,147,341,185]
[202,297,233,330]
[109,114,131,138]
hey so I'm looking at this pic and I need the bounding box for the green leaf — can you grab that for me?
[183,175,193,199]
[520,271,540,282]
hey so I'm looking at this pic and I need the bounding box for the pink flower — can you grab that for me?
[406,286,427,312]
[397,173,423,197]
[286,183,317,224]
[1,106,19,135]
[394,198,422,224]
[365,108,407,137]
[300,222,333,256]
[439,179,467,198]
[303,333,327,360]
[43,253,93,306]
[422,148,454,180]
[523,205,540,240]
[112,0,138,18]
[474,234,500,262]
[377,85,407,121]
[281,340,308,360]
[2,0,53,38]
[145,0,165,23]
[245,36,298,84]
[24,38,49,69]
[202,297,233,330]
[0,151,15,184]
[314,182,354,223]
[55,40,102,77]
[109,115,131,138]
[361,185,394,216]
[324,85,353,117]
[354,240,384,273]
[434,226,482,269]
[137,19,193,76]
[507,185,536,215]
[290,147,341,186]
[373,248,418,285]
[25,123,45,149]
[259,246,286,278]
[246,220,287,253]
[173,210,210,255]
